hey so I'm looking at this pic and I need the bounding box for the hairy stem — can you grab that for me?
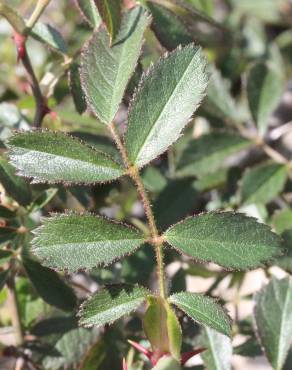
[7,273,24,346]
[109,122,166,298]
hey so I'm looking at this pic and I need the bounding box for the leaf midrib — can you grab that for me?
[132,49,200,164]
[175,299,228,335]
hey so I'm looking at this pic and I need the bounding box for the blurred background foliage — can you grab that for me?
[0,0,292,369]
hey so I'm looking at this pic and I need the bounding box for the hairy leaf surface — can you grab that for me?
[164,212,281,270]
[75,0,101,28]
[7,131,124,184]
[169,292,231,337]
[79,285,148,327]
[81,7,150,124]
[125,44,208,168]
[254,277,292,370]
[32,214,145,272]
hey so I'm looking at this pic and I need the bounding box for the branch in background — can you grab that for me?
[0,1,52,127]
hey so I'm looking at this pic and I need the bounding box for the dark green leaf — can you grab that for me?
[241,163,288,205]
[79,284,148,327]
[23,257,77,311]
[164,212,281,270]
[125,44,208,167]
[146,1,192,50]
[42,327,99,370]
[176,133,251,178]
[74,0,101,28]
[0,156,32,206]
[0,250,13,265]
[32,213,145,272]
[29,188,58,213]
[0,227,18,246]
[199,327,232,370]
[276,229,292,274]
[153,179,198,230]
[0,205,16,219]
[254,277,292,370]
[273,209,292,234]
[69,63,87,114]
[95,0,121,44]
[31,22,68,54]
[31,316,77,337]
[0,269,9,291]
[7,131,124,185]
[169,292,231,336]
[233,337,262,357]
[81,7,150,124]
[247,62,284,135]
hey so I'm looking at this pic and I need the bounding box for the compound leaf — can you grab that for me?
[7,131,124,185]
[169,292,231,337]
[79,284,148,327]
[125,44,208,168]
[241,163,288,205]
[164,212,281,270]
[254,276,292,370]
[95,0,121,44]
[81,6,150,124]
[32,213,145,272]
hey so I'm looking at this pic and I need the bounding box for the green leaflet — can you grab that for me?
[95,0,121,44]
[152,356,181,370]
[164,212,281,270]
[204,67,238,122]
[247,62,284,136]
[7,131,124,185]
[0,250,13,266]
[0,156,32,206]
[23,257,77,312]
[146,1,193,50]
[31,22,68,54]
[241,162,288,205]
[32,213,145,272]
[79,284,148,327]
[81,7,150,124]
[199,327,232,370]
[125,44,208,168]
[74,0,101,28]
[176,132,251,178]
[169,292,231,337]
[254,277,292,370]
[69,63,87,114]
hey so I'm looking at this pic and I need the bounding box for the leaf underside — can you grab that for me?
[164,212,282,270]
[32,213,145,272]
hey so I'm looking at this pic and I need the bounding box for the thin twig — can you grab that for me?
[24,0,51,33]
